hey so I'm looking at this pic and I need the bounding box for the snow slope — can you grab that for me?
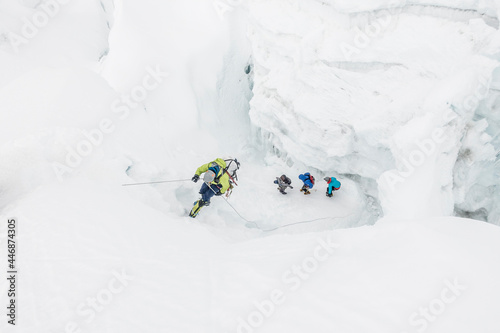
[1,181,500,333]
[0,0,111,88]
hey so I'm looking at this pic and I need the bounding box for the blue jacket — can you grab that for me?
[326,177,341,195]
[299,173,314,188]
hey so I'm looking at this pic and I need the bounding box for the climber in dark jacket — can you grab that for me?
[274,174,293,195]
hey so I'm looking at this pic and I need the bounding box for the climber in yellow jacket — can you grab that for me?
[189,158,231,217]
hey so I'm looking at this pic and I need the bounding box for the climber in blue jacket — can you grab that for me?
[324,177,341,197]
[298,172,315,195]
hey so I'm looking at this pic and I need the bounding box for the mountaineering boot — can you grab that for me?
[189,199,210,218]
[189,201,200,218]
[303,189,311,195]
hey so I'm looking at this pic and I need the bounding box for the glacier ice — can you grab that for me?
[246,0,500,224]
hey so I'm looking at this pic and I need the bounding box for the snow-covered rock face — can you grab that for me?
[246,0,500,224]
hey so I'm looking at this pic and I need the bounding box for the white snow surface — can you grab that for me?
[0,0,499,333]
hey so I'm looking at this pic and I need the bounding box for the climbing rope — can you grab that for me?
[247,213,355,232]
[207,183,261,224]
[208,184,354,232]
[122,179,192,186]
[123,178,354,232]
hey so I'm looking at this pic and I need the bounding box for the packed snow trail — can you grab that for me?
[119,159,368,233]
[201,188,357,232]
[158,158,371,233]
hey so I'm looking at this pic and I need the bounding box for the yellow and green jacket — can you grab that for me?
[195,158,230,194]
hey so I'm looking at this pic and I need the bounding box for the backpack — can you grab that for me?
[208,162,223,181]
[280,174,291,185]
[308,174,315,185]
